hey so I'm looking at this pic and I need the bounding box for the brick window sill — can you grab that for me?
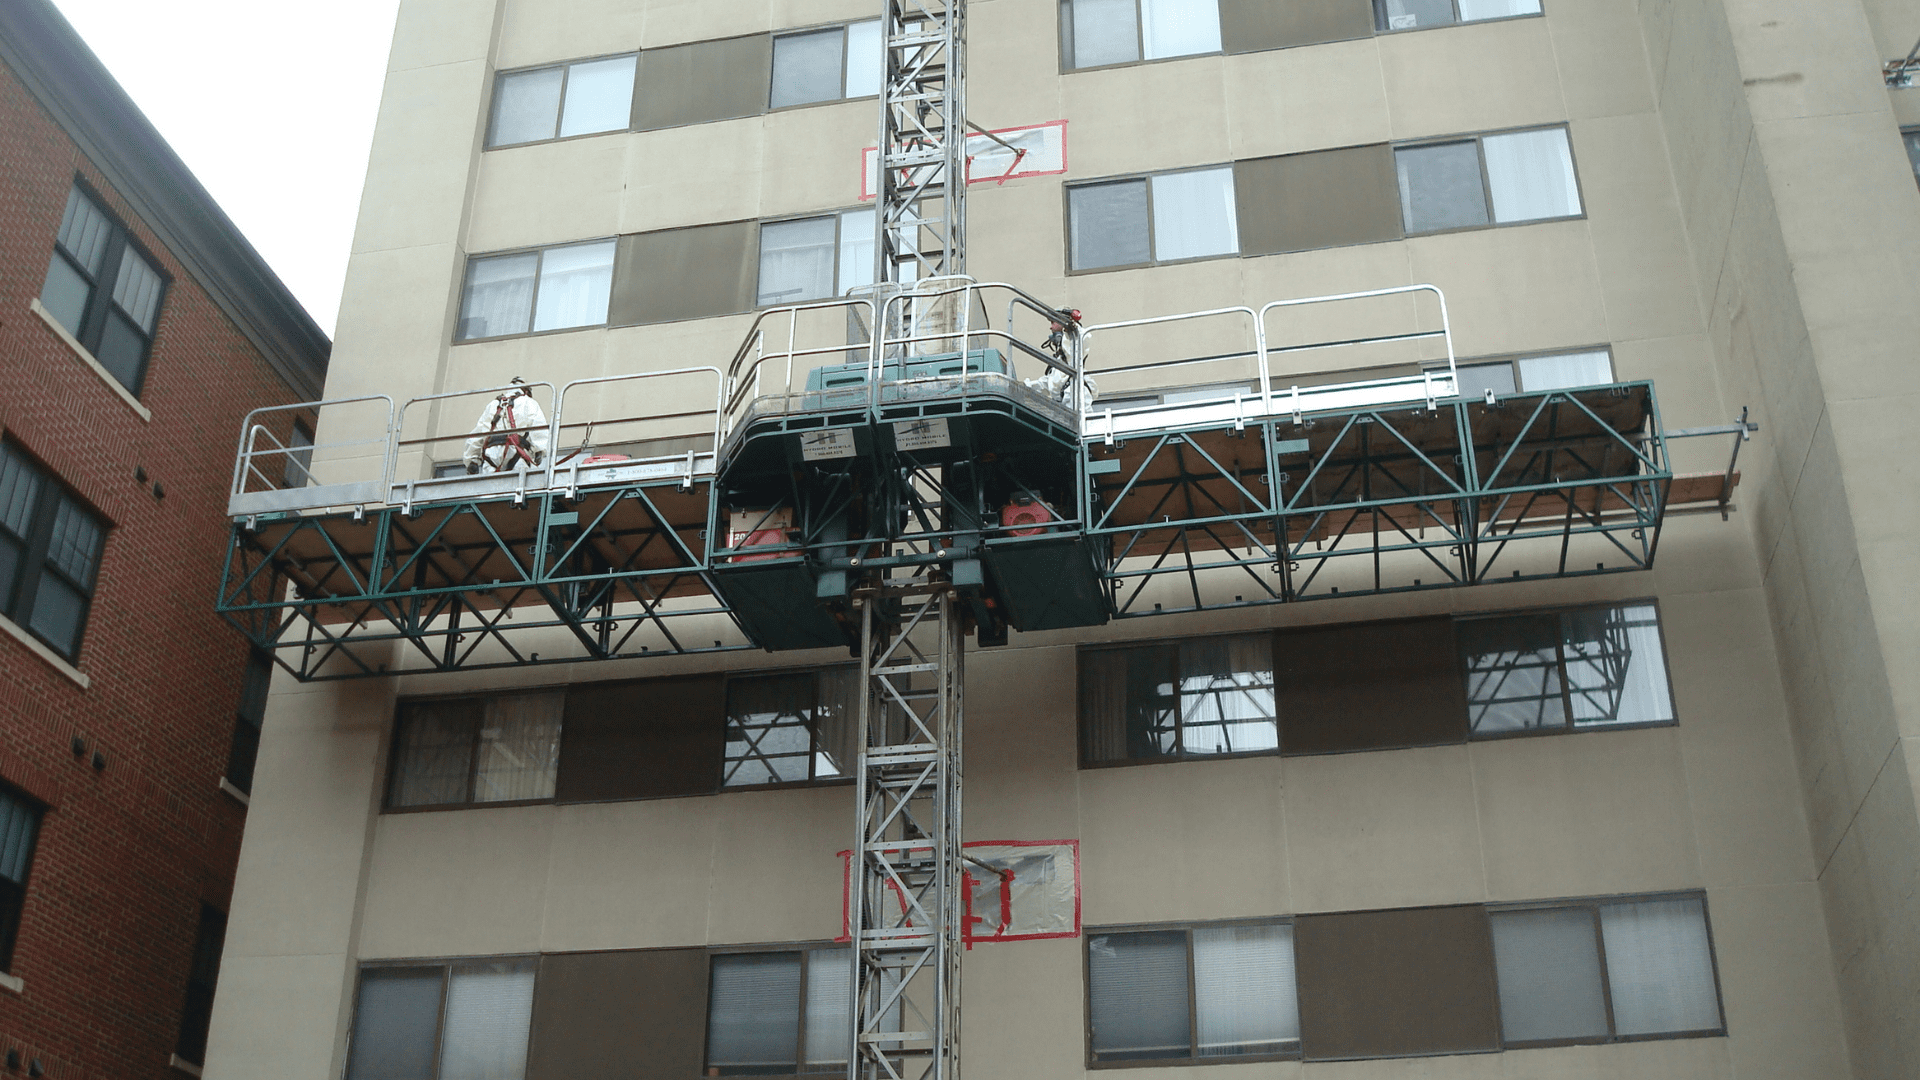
[0,971,22,995]
[0,611,89,689]
[29,298,153,423]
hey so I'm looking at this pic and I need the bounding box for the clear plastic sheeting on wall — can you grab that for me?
[961,841,1081,942]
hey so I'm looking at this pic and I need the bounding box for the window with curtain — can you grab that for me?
[1061,0,1222,69]
[1374,0,1541,31]
[771,21,882,108]
[0,784,42,972]
[706,947,853,1075]
[1087,922,1300,1063]
[0,441,108,662]
[345,959,537,1080]
[1067,165,1238,271]
[724,667,860,787]
[1491,894,1723,1046]
[1081,634,1275,764]
[1454,348,1616,400]
[38,184,168,396]
[1458,602,1673,738]
[456,240,615,341]
[487,55,637,147]
[1395,126,1581,235]
[756,209,876,306]
[386,691,565,809]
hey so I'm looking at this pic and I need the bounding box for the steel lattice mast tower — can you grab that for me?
[849,5,970,1080]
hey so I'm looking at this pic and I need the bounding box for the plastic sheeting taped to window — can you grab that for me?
[861,121,1069,200]
[840,840,1081,944]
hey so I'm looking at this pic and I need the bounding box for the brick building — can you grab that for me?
[0,2,328,1076]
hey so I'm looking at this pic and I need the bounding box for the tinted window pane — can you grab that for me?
[1599,898,1722,1035]
[531,240,614,332]
[39,253,91,335]
[0,538,22,617]
[56,186,113,273]
[45,496,103,588]
[804,948,851,1067]
[708,953,803,1073]
[1080,644,1178,762]
[346,968,445,1080]
[1193,924,1298,1055]
[758,217,839,305]
[389,700,479,807]
[558,55,636,137]
[1150,168,1238,261]
[838,209,877,296]
[0,447,43,540]
[0,788,39,885]
[1485,128,1581,223]
[27,574,86,658]
[725,673,817,787]
[1140,0,1221,59]
[95,311,149,392]
[459,252,538,340]
[1177,635,1276,754]
[490,67,563,146]
[1459,0,1541,19]
[1491,907,1610,1043]
[1459,614,1564,734]
[1516,349,1612,391]
[1089,931,1191,1059]
[439,961,535,1080]
[473,692,563,802]
[1376,0,1455,30]
[772,28,845,108]
[1453,361,1517,400]
[1396,142,1488,233]
[1563,604,1673,727]
[1069,180,1151,269]
[111,246,164,332]
[844,20,883,97]
[1069,0,1141,67]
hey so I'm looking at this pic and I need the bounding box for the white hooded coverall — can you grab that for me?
[461,391,552,472]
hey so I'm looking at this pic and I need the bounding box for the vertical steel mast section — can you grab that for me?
[852,5,969,1080]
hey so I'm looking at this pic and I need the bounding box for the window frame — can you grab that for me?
[453,236,619,343]
[1393,123,1586,238]
[703,940,853,1077]
[754,207,875,309]
[1078,631,1280,768]
[721,665,860,792]
[347,954,540,1080]
[1058,0,1227,73]
[1458,597,1678,742]
[0,781,43,973]
[382,686,570,813]
[40,180,170,398]
[1453,344,1617,398]
[1082,916,1303,1068]
[1488,890,1727,1048]
[484,51,640,150]
[1371,0,1546,36]
[768,20,884,112]
[0,441,110,664]
[1062,163,1240,275]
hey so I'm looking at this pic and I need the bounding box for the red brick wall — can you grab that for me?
[0,54,316,1080]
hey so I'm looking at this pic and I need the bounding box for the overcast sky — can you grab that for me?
[51,0,402,336]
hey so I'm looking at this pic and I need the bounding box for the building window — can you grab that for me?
[756,210,876,306]
[487,54,638,147]
[772,21,882,108]
[1087,922,1300,1063]
[1374,0,1541,32]
[38,184,167,396]
[174,905,227,1066]
[1491,894,1724,1046]
[0,784,41,972]
[706,948,851,1075]
[1395,126,1582,234]
[1454,347,1615,399]
[1061,0,1223,69]
[345,959,536,1080]
[1067,166,1239,271]
[386,691,565,809]
[456,239,616,341]
[0,441,108,662]
[282,421,314,488]
[723,668,859,787]
[1457,602,1674,738]
[1904,128,1920,190]
[226,650,272,795]
[1080,634,1276,764]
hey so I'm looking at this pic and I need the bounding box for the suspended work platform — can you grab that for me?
[218,279,1750,680]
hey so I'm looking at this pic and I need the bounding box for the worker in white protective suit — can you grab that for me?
[461,378,551,474]
[1024,308,1097,407]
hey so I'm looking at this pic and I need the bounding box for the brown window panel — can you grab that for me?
[1294,905,1501,1060]
[1274,616,1469,754]
[527,948,710,1080]
[1219,0,1375,54]
[610,221,759,326]
[633,34,773,131]
[555,674,726,801]
[1234,144,1405,257]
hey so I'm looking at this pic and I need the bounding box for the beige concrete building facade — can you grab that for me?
[205,0,1920,1078]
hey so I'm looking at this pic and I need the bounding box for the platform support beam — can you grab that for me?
[849,578,964,1080]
